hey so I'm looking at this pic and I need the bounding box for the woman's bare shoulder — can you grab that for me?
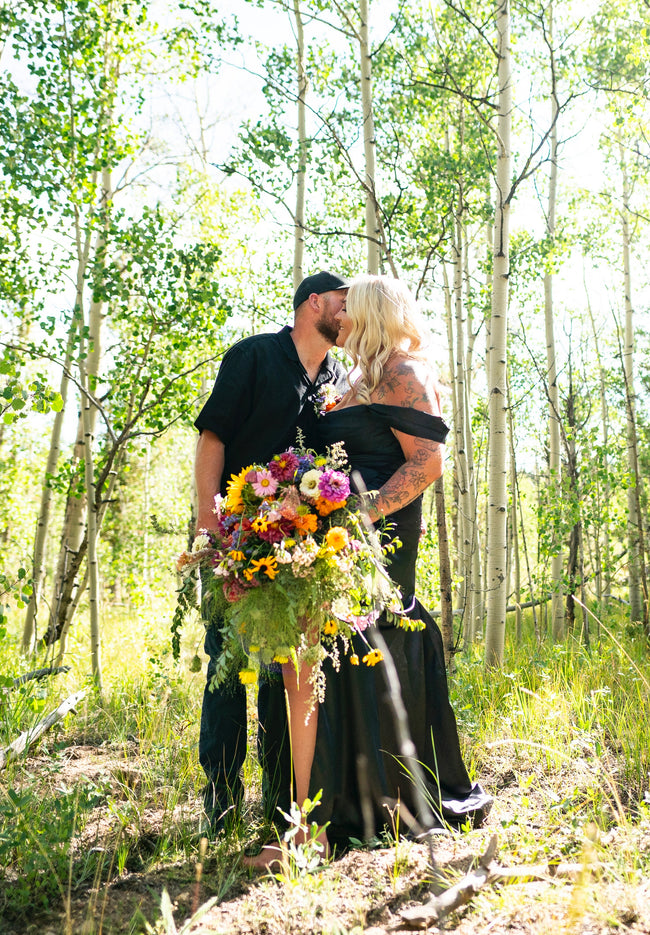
[372,354,441,414]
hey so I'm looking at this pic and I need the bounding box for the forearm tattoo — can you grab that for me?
[374,440,442,518]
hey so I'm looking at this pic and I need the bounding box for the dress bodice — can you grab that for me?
[317,404,449,595]
[319,403,448,490]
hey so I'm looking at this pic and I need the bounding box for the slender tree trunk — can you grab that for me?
[584,269,610,602]
[435,477,454,668]
[453,207,472,634]
[359,0,380,274]
[544,4,564,639]
[293,0,307,289]
[463,226,484,639]
[507,386,522,640]
[620,145,645,624]
[563,378,581,633]
[45,169,109,659]
[485,0,512,668]
[22,313,79,653]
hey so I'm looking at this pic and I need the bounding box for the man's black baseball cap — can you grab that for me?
[293,271,350,310]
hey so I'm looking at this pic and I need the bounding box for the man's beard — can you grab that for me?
[315,311,340,345]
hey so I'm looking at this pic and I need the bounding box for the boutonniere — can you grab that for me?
[314,382,341,416]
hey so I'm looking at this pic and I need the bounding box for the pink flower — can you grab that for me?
[318,469,350,503]
[251,470,279,497]
[269,451,300,481]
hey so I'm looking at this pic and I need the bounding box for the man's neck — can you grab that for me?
[290,322,332,383]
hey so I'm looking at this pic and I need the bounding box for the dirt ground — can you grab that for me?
[4,741,650,935]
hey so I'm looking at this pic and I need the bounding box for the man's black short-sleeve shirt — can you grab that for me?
[195,325,348,494]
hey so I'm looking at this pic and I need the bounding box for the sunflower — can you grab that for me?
[226,465,253,513]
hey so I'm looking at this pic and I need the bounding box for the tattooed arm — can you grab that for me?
[367,355,444,522]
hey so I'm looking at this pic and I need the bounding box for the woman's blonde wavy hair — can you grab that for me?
[344,274,430,404]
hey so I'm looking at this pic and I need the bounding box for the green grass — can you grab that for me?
[0,598,649,933]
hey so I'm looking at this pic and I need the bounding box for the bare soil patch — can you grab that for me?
[3,742,650,935]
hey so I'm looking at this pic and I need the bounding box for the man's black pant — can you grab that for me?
[198,622,292,829]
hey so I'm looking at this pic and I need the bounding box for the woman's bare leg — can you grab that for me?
[282,661,318,810]
[243,662,328,869]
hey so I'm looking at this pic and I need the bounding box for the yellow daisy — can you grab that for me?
[238,668,257,685]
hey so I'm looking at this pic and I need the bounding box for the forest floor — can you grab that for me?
[4,732,650,935]
[2,610,649,935]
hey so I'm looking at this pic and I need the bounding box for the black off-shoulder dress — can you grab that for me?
[309,404,491,846]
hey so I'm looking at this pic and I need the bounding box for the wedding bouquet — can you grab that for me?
[173,442,412,700]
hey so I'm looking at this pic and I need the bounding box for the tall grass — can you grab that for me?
[1,598,649,931]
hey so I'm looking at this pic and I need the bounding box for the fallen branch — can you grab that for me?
[399,836,600,929]
[0,689,88,769]
[12,666,70,688]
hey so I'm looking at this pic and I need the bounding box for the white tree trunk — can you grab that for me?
[485,0,512,667]
[293,0,307,289]
[544,5,564,639]
[585,280,610,601]
[620,145,643,622]
[22,316,79,653]
[359,0,380,274]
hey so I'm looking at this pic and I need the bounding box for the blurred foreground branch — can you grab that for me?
[0,689,88,769]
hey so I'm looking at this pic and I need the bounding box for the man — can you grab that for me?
[194,270,350,832]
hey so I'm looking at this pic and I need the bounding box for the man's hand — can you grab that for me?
[195,430,225,532]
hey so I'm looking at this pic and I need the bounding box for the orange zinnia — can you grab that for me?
[293,512,318,535]
[315,497,343,517]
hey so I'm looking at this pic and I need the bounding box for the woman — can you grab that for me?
[249,275,490,866]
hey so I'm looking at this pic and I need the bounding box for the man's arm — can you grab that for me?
[195,429,225,532]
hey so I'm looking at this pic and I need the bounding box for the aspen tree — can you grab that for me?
[359,0,380,273]
[293,0,308,289]
[543,1,565,639]
[485,0,512,667]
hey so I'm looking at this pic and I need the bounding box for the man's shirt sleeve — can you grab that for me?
[194,341,256,444]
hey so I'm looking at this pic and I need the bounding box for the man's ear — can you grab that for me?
[307,292,321,314]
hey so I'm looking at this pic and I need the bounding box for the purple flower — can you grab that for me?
[318,469,350,503]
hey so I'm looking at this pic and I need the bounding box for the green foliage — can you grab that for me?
[0,347,63,426]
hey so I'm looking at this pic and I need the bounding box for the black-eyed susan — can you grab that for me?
[350,654,359,665]
[323,619,338,635]
[250,556,279,579]
[228,549,245,562]
[362,650,383,667]
[251,515,270,533]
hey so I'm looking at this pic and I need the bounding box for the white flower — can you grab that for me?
[192,532,210,552]
[273,543,293,564]
[331,595,353,620]
[299,469,321,498]
[291,536,319,568]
